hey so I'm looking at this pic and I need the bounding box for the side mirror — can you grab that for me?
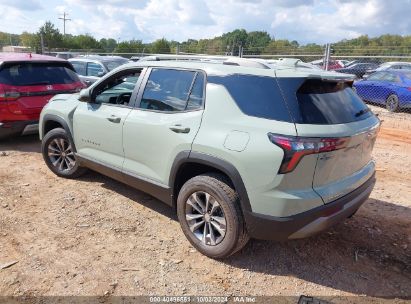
[79,88,92,102]
[97,71,106,77]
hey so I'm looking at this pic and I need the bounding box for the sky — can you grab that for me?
[0,0,410,44]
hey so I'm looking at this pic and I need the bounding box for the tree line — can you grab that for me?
[1,21,410,56]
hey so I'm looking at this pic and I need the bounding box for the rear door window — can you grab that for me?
[186,73,205,110]
[70,61,86,76]
[87,62,105,77]
[381,73,400,83]
[0,62,80,86]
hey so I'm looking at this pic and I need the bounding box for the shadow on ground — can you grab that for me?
[223,197,411,298]
[0,134,40,153]
[78,171,177,221]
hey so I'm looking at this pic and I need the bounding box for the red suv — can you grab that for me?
[0,53,84,139]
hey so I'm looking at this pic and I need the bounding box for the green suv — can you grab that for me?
[39,57,380,258]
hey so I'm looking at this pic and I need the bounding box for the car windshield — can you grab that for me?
[104,59,129,71]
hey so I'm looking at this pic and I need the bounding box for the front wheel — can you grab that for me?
[41,128,87,178]
[386,94,399,112]
[177,173,249,259]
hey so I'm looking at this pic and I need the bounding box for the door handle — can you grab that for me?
[169,125,190,133]
[107,115,121,123]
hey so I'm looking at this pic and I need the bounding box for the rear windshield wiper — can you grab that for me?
[355,108,370,117]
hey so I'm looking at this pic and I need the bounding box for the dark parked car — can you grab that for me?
[335,62,379,79]
[353,70,411,112]
[69,55,130,87]
[0,52,84,139]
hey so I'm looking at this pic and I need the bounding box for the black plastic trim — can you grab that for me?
[76,154,172,205]
[244,173,376,241]
[169,151,252,213]
[0,120,38,139]
[42,114,76,152]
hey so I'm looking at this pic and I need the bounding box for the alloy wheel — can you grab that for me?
[47,138,75,172]
[185,191,227,246]
[387,95,399,112]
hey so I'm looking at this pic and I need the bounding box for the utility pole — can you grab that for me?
[40,33,45,54]
[323,43,331,71]
[59,12,71,36]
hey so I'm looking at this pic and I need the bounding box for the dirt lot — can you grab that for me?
[0,105,410,301]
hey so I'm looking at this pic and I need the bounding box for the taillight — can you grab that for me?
[0,90,21,101]
[268,133,348,174]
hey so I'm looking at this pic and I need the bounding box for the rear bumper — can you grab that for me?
[244,173,376,241]
[0,120,39,139]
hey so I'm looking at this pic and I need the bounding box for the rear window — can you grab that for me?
[208,74,292,122]
[280,78,373,124]
[0,62,80,86]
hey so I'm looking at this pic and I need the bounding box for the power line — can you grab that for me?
[58,12,71,36]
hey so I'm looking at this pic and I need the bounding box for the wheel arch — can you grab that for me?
[42,114,77,152]
[385,91,397,100]
[169,151,252,214]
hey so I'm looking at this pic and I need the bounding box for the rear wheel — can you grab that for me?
[177,173,249,258]
[41,128,87,178]
[386,94,399,112]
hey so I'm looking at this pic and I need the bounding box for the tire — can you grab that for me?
[41,128,87,178]
[386,94,399,112]
[177,173,249,259]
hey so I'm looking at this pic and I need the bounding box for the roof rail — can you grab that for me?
[222,57,271,69]
[139,54,228,62]
[257,57,322,70]
[139,54,271,69]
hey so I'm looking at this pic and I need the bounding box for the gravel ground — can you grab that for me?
[0,105,410,302]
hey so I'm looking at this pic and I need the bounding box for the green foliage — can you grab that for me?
[20,32,39,49]
[100,38,117,52]
[333,34,411,56]
[0,32,21,47]
[114,39,144,53]
[62,34,101,51]
[151,38,171,54]
[37,21,63,50]
[72,34,101,50]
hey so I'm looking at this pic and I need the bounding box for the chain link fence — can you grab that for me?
[2,45,411,119]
